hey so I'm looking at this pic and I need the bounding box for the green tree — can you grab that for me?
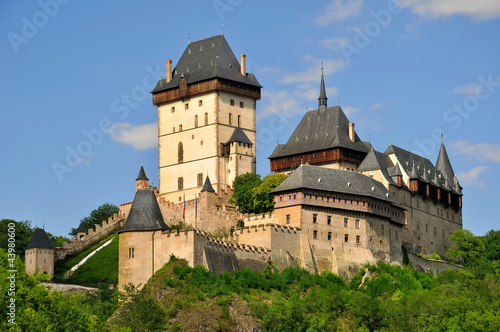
[230,173,262,213]
[0,219,34,258]
[252,173,288,213]
[70,203,119,236]
[445,229,486,265]
[482,229,500,261]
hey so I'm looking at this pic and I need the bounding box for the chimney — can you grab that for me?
[166,59,172,83]
[240,54,246,76]
[349,122,355,142]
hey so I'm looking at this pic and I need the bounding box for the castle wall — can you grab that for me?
[25,248,54,277]
[119,231,156,291]
[407,251,463,276]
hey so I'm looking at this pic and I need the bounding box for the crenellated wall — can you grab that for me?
[407,252,463,276]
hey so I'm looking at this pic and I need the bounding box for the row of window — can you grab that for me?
[311,230,362,244]
[401,195,456,221]
[416,221,450,238]
[178,173,205,190]
[171,99,244,113]
[26,250,52,255]
[172,113,243,134]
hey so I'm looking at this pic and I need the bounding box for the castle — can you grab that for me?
[24,34,463,289]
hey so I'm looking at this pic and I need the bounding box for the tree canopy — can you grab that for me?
[252,173,289,213]
[445,229,486,265]
[230,173,262,213]
[69,203,119,236]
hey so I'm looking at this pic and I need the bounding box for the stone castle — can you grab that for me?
[25,34,463,289]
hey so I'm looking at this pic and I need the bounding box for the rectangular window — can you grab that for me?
[173,127,175,133]
[327,216,332,225]
[240,101,244,108]
[204,112,208,125]
[356,235,360,244]
[179,124,182,131]
[178,177,184,190]
[185,103,189,110]
[313,230,318,239]
[313,214,317,224]
[434,227,437,236]
[286,214,290,224]
[344,218,348,228]
[238,115,241,127]
[229,113,233,125]
[197,173,203,187]
[171,106,175,113]
[328,232,332,240]
[355,219,360,229]
[344,234,349,243]
[442,229,445,238]
[417,220,420,230]
[194,115,198,128]
[230,99,235,106]
[198,100,203,106]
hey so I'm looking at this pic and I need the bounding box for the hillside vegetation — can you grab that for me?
[52,232,119,287]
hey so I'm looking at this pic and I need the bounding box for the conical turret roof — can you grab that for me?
[120,189,170,233]
[136,165,149,181]
[201,175,215,193]
[76,222,87,234]
[436,142,455,180]
[25,228,54,250]
[318,72,327,110]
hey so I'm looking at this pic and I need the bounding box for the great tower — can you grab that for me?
[151,34,261,203]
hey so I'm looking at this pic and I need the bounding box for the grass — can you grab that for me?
[52,231,118,285]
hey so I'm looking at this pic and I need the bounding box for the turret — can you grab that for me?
[318,69,327,112]
[136,165,149,191]
[25,228,55,277]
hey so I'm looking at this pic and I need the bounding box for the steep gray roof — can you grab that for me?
[435,142,455,180]
[76,222,87,234]
[120,189,170,233]
[271,164,402,208]
[136,165,149,181]
[152,35,261,94]
[318,73,327,111]
[357,148,396,185]
[201,175,215,193]
[268,106,370,159]
[25,228,54,250]
[226,127,253,145]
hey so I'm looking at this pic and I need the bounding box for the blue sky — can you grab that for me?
[1,0,499,238]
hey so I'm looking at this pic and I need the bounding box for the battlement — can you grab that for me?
[241,212,275,226]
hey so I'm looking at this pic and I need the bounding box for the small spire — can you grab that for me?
[338,96,340,106]
[389,138,392,145]
[441,129,444,143]
[188,33,191,44]
[221,24,224,35]
[318,66,327,111]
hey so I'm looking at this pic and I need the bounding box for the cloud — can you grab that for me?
[342,105,360,116]
[450,82,483,95]
[259,67,281,74]
[400,0,500,21]
[108,123,157,150]
[294,84,339,101]
[321,37,350,50]
[281,55,345,84]
[257,90,300,121]
[457,166,487,187]
[316,0,363,26]
[450,141,500,162]
[370,102,383,110]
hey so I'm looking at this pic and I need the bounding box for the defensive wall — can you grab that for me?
[407,251,463,276]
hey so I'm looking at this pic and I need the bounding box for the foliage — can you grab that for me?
[419,252,442,260]
[0,219,69,258]
[0,249,118,331]
[252,173,288,213]
[445,229,486,264]
[69,203,119,236]
[230,173,262,213]
[482,229,500,261]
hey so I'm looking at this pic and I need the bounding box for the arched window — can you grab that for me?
[178,142,184,163]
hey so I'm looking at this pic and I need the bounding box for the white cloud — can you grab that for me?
[259,67,281,74]
[400,0,500,21]
[450,141,500,162]
[281,55,345,84]
[342,105,360,116]
[450,82,483,95]
[108,123,157,150]
[321,37,350,50]
[457,166,488,187]
[316,0,363,26]
[257,90,300,121]
[370,102,383,110]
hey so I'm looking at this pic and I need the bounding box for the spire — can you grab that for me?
[422,165,429,182]
[201,175,215,193]
[318,63,327,111]
[436,142,455,180]
[136,165,149,181]
[409,161,419,179]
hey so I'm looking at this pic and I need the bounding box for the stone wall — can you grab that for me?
[407,251,463,276]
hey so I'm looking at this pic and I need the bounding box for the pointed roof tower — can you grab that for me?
[318,67,327,112]
[25,228,54,250]
[201,175,215,193]
[409,161,419,179]
[76,222,87,234]
[436,142,455,180]
[120,189,170,233]
[136,165,149,181]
